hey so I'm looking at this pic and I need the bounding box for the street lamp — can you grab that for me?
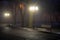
[29,6,39,12]
[28,6,39,28]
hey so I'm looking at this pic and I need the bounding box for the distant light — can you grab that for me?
[20,3,25,10]
[4,12,10,17]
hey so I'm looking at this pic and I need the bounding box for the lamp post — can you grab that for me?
[20,3,25,27]
[28,6,39,28]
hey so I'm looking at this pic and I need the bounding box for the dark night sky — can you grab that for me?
[0,0,60,26]
[0,0,60,12]
[0,0,59,12]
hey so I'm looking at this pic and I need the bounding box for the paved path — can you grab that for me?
[1,27,60,40]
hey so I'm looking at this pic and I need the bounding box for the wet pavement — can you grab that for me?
[0,27,60,40]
